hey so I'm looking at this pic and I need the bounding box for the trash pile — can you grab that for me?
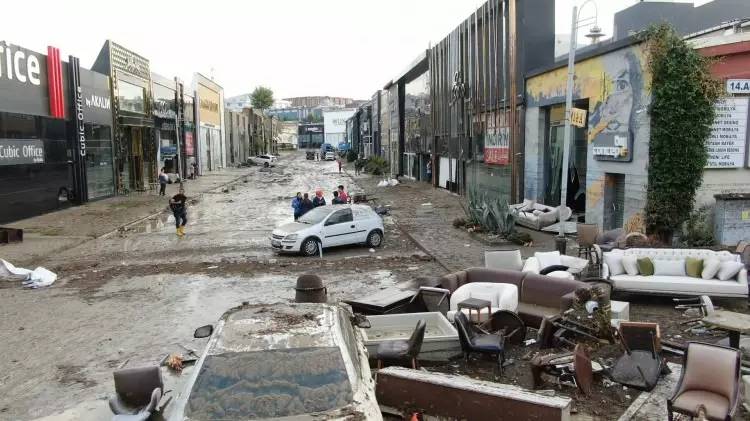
[377,179,400,187]
[0,258,57,288]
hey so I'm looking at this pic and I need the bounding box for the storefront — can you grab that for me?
[152,73,179,176]
[80,67,115,200]
[0,42,116,223]
[181,91,197,179]
[92,41,154,193]
[194,74,225,174]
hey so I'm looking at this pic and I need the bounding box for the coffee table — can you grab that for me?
[457,298,492,323]
[702,310,750,349]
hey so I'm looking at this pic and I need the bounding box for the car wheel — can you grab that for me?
[264,162,269,168]
[366,230,383,248]
[301,238,319,256]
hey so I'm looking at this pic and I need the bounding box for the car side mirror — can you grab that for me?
[194,325,214,338]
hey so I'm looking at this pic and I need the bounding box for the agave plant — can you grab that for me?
[465,189,517,238]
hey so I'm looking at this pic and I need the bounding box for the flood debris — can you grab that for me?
[376,367,572,421]
[0,258,57,288]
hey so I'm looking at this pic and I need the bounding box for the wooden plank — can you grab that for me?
[703,310,750,333]
[376,367,571,421]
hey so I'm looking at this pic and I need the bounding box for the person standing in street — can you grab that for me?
[312,189,326,207]
[425,160,432,183]
[292,192,302,221]
[158,168,168,196]
[332,190,345,204]
[300,193,314,216]
[337,158,342,173]
[169,184,188,237]
[337,185,349,203]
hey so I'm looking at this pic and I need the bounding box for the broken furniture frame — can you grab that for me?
[531,344,597,395]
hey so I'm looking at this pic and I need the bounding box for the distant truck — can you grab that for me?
[337,142,351,155]
[320,143,335,156]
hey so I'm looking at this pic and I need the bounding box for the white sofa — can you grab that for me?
[522,251,589,280]
[510,199,572,231]
[446,282,518,323]
[602,248,748,298]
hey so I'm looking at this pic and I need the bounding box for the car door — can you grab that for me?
[322,208,355,247]
[351,207,373,243]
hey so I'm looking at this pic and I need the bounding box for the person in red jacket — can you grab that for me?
[337,185,349,203]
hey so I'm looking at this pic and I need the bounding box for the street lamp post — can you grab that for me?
[556,0,603,254]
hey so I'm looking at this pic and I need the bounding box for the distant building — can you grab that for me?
[613,0,750,41]
[323,109,356,145]
[224,93,253,112]
[278,121,298,150]
[284,96,360,108]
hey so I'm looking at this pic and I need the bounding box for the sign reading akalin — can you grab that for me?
[0,140,45,165]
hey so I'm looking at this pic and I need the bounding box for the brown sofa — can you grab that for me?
[439,267,592,328]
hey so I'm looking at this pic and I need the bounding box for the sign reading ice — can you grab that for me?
[706,97,748,169]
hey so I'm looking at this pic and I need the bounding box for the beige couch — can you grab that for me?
[602,248,748,299]
[510,199,572,231]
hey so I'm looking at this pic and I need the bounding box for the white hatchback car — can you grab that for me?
[251,154,277,167]
[325,151,336,161]
[271,204,384,256]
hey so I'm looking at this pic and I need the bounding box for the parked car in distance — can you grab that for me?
[166,303,382,420]
[271,204,384,256]
[338,142,351,153]
[251,154,277,167]
[306,150,316,160]
[325,151,336,161]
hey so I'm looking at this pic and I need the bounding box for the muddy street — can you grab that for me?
[0,152,437,420]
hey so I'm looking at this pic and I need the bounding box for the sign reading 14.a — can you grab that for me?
[727,79,750,94]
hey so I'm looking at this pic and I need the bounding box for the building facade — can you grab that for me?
[92,40,154,193]
[323,109,356,145]
[0,42,115,223]
[151,73,179,177]
[297,123,324,149]
[193,73,225,174]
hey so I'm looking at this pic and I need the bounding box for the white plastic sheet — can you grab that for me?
[0,259,57,288]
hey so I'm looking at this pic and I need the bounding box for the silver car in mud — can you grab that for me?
[166,303,381,420]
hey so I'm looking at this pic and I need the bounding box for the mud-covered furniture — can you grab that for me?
[375,319,427,369]
[668,342,742,421]
[609,322,664,392]
[454,312,505,371]
[109,366,163,421]
[446,282,518,323]
[405,287,450,316]
[439,268,595,329]
[510,199,572,231]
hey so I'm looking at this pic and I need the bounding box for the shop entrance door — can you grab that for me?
[130,127,145,191]
[603,173,625,231]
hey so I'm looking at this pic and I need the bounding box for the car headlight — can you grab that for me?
[284,234,298,241]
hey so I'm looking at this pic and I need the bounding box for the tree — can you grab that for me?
[250,86,274,110]
[642,24,722,242]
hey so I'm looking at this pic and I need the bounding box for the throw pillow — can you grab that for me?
[540,264,570,275]
[604,253,625,276]
[685,257,703,278]
[532,209,543,216]
[536,251,562,269]
[653,259,687,276]
[717,261,744,281]
[701,258,721,280]
[637,257,655,276]
[622,255,639,276]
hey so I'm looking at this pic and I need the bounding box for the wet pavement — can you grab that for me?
[0,152,438,420]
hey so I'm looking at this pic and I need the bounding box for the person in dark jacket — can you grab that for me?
[331,190,345,204]
[291,192,302,220]
[312,189,326,207]
[169,184,188,237]
[300,193,314,215]
[158,168,168,196]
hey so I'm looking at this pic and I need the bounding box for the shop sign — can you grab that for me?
[706,97,748,168]
[727,79,750,94]
[184,131,194,156]
[110,42,150,80]
[570,107,587,128]
[0,42,67,118]
[80,68,113,125]
[69,57,86,157]
[197,84,221,126]
[484,123,509,165]
[160,145,177,157]
[0,140,44,165]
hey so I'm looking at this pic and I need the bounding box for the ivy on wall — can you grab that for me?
[642,24,722,242]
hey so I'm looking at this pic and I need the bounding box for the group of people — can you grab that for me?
[291,185,350,221]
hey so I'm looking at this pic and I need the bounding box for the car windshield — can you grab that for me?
[186,347,353,420]
[297,206,331,224]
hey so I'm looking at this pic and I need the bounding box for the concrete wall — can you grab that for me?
[525,42,652,227]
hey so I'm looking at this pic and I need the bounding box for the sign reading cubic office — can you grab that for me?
[706,97,748,168]
[0,140,44,165]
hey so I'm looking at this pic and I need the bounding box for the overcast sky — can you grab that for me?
[4,0,708,100]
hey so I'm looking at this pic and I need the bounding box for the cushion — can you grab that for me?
[536,251,562,269]
[653,259,686,276]
[637,257,654,276]
[685,257,703,278]
[622,255,639,276]
[604,253,625,276]
[702,258,721,280]
[717,261,744,281]
[521,199,536,211]
[540,264,570,275]
[610,274,749,297]
[672,390,729,420]
[532,209,543,216]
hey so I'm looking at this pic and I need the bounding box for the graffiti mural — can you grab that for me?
[526,43,650,163]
